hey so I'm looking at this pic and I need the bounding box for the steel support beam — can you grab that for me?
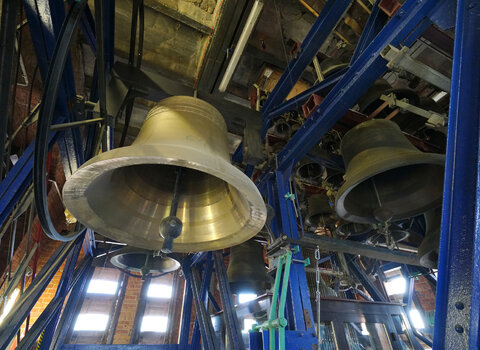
[60,346,181,350]
[434,0,480,348]
[350,0,387,63]
[275,234,423,266]
[212,251,245,350]
[185,264,219,350]
[18,254,91,350]
[261,68,346,136]
[0,235,83,349]
[261,0,352,115]
[191,253,214,349]
[266,170,316,343]
[347,256,387,302]
[178,270,193,350]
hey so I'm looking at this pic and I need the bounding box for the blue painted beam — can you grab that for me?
[270,170,316,338]
[60,346,181,350]
[261,0,352,115]
[433,0,480,348]
[271,0,443,172]
[261,68,346,136]
[0,135,56,228]
[347,256,387,302]
[0,236,83,349]
[350,0,387,63]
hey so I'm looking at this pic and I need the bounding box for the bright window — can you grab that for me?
[74,314,109,331]
[87,279,118,295]
[238,293,257,304]
[384,277,406,296]
[147,284,172,299]
[243,318,256,333]
[409,309,425,329]
[141,315,168,332]
[0,289,19,324]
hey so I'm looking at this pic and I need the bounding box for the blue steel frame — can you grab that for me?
[433,0,480,348]
[257,0,460,349]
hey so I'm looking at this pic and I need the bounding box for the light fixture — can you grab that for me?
[218,0,264,93]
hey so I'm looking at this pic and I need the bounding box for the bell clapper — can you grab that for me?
[140,253,151,281]
[159,168,184,253]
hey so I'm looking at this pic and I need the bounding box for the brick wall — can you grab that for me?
[112,275,143,344]
[414,276,435,312]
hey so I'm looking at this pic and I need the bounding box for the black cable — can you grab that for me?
[119,0,144,147]
[33,0,87,241]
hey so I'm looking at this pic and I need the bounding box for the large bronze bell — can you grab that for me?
[227,240,271,295]
[109,247,180,277]
[418,208,442,268]
[335,119,445,223]
[304,194,334,227]
[63,96,266,252]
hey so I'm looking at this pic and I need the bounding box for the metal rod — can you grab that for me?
[50,118,104,131]
[170,168,183,217]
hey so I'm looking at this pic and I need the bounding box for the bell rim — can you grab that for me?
[109,247,181,274]
[63,143,267,252]
[335,148,445,223]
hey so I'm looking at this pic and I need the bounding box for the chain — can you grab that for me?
[315,246,322,345]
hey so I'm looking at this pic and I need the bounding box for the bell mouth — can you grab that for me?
[305,213,333,227]
[63,144,266,252]
[336,150,445,223]
[110,249,180,274]
[296,162,324,182]
[336,223,373,238]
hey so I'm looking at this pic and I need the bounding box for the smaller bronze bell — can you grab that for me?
[418,208,442,268]
[109,247,180,278]
[272,118,291,138]
[336,222,374,241]
[295,157,325,184]
[304,194,334,227]
[335,119,445,223]
[227,240,271,295]
[366,225,410,245]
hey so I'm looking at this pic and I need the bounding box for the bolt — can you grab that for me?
[455,324,464,334]
[455,302,465,310]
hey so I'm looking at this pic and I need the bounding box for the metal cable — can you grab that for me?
[33,0,88,241]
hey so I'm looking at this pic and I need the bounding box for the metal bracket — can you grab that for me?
[379,93,447,130]
[381,44,451,91]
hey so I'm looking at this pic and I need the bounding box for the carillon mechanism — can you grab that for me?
[335,119,445,224]
[109,247,180,279]
[63,96,267,252]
